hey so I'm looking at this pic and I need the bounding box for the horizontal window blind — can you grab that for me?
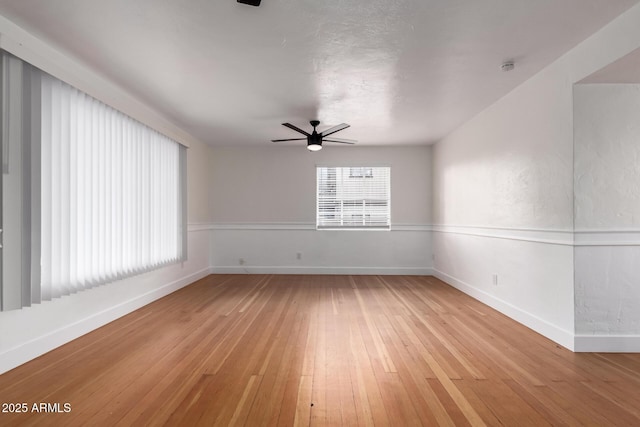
[39,73,186,299]
[317,166,390,229]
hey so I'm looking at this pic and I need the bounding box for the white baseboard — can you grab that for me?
[210,266,433,276]
[0,267,211,375]
[433,269,575,351]
[574,335,640,352]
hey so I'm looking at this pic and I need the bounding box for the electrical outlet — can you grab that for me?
[239,258,245,266]
[492,274,498,286]
[296,252,302,260]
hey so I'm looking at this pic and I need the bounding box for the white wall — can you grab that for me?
[187,139,213,224]
[573,84,640,348]
[574,85,640,230]
[209,145,433,274]
[210,145,431,224]
[432,54,579,348]
[432,4,640,351]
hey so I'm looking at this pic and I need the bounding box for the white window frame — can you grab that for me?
[316,166,390,230]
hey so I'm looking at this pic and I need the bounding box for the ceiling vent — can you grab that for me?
[237,0,261,6]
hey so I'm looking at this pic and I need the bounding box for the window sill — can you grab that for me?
[316,226,390,231]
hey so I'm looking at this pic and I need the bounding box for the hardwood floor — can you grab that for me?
[1,274,640,426]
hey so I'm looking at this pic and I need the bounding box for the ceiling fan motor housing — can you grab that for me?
[307,133,323,151]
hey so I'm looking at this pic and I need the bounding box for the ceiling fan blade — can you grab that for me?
[282,123,310,136]
[320,123,350,137]
[323,137,357,144]
[271,138,307,142]
[324,138,356,144]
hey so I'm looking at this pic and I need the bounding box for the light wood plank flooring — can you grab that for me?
[1,274,640,426]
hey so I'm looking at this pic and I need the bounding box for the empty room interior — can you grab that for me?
[2,0,640,425]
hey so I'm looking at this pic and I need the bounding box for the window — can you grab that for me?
[349,167,373,178]
[1,51,187,310]
[316,166,390,229]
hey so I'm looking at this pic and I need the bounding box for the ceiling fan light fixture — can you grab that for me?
[307,142,322,151]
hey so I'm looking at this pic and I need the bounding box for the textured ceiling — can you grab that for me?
[0,0,637,146]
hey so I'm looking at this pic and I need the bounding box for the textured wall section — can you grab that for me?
[573,84,640,335]
[574,84,640,229]
[575,247,640,334]
[433,63,574,230]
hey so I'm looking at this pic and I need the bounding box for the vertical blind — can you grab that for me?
[1,51,186,310]
[316,166,390,229]
[40,74,186,299]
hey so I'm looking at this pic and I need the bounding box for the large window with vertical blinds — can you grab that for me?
[1,51,187,311]
[316,166,390,229]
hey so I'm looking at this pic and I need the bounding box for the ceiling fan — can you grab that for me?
[271,120,356,151]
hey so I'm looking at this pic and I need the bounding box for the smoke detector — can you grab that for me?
[501,61,515,72]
